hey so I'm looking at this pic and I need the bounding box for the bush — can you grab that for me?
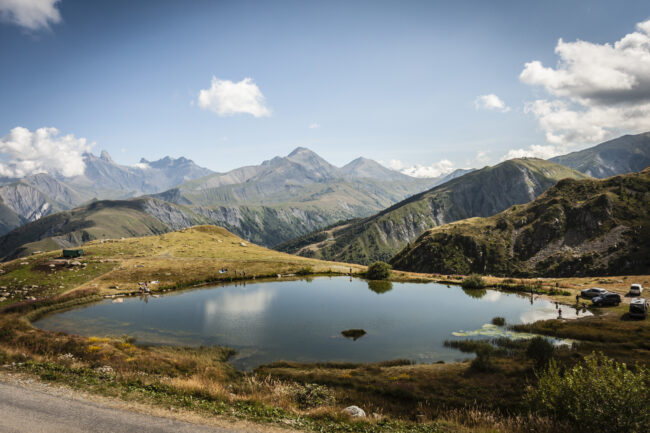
[365,261,391,280]
[526,337,555,369]
[294,383,335,409]
[526,353,650,433]
[296,266,314,276]
[461,274,486,290]
[491,317,506,326]
[470,348,495,372]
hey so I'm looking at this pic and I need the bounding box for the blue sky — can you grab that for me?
[1,0,649,176]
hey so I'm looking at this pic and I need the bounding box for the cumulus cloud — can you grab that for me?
[520,19,650,146]
[0,126,93,178]
[388,159,454,178]
[0,0,61,30]
[476,150,491,164]
[501,144,564,161]
[308,122,320,129]
[197,77,270,117]
[474,94,510,112]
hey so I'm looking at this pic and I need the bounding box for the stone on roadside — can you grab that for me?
[342,406,366,418]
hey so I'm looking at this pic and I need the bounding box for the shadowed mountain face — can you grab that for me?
[391,168,650,277]
[550,132,650,178]
[277,159,588,265]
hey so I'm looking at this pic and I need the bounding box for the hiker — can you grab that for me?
[558,308,562,318]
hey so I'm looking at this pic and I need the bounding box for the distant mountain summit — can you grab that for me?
[0,147,443,257]
[550,132,650,178]
[341,157,413,181]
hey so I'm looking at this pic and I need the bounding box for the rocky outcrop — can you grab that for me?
[390,168,650,277]
[550,131,650,178]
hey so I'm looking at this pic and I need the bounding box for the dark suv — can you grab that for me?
[592,292,621,307]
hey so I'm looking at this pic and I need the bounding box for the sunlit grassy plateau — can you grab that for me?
[1,225,649,433]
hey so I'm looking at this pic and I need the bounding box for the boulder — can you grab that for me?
[342,406,366,418]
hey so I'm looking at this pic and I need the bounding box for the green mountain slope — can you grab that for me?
[390,167,650,277]
[277,159,589,265]
[550,131,650,178]
[0,198,207,261]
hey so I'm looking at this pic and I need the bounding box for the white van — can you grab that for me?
[630,284,643,296]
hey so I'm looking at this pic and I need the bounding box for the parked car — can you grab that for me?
[629,298,648,318]
[629,284,643,296]
[592,292,621,307]
[581,287,608,298]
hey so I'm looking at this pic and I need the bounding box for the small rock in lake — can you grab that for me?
[341,329,366,341]
[342,406,366,418]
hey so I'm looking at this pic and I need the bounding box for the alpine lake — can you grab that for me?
[34,277,591,370]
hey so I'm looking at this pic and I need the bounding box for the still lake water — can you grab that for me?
[34,277,590,370]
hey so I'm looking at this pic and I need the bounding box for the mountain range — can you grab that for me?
[0,151,213,236]
[1,132,650,263]
[0,148,440,259]
[277,158,589,264]
[549,131,650,178]
[391,167,650,277]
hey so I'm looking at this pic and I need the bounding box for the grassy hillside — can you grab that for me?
[391,167,650,277]
[278,159,588,265]
[0,225,364,307]
[0,198,206,261]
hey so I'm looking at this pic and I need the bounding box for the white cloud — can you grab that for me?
[308,122,320,129]
[0,0,61,30]
[501,144,564,161]
[0,126,93,178]
[520,19,650,146]
[474,94,510,112]
[197,77,270,117]
[133,162,150,170]
[475,150,491,164]
[388,158,454,178]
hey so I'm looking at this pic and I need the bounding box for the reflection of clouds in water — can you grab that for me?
[204,287,276,317]
[482,291,502,302]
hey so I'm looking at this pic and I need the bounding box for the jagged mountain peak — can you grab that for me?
[287,146,314,157]
[99,150,114,163]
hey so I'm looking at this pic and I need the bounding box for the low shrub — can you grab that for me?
[461,274,486,290]
[470,348,495,372]
[296,266,314,276]
[293,383,335,409]
[491,317,506,326]
[526,337,555,369]
[365,262,391,280]
[526,353,650,433]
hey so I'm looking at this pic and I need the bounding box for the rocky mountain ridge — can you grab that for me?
[390,167,650,277]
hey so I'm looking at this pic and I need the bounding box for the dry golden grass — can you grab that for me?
[60,225,367,294]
